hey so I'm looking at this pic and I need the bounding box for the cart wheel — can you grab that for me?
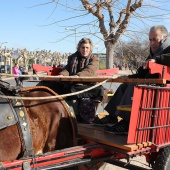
[153,146,170,170]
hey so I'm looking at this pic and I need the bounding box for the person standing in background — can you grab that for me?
[19,66,23,74]
[13,63,21,86]
[19,68,29,86]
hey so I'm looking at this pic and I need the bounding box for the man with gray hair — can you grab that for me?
[93,25,170,134]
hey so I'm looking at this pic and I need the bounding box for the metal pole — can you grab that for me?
[65,28,77,50]
[75,29,77,50]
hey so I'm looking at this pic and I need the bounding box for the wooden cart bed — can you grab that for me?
[77,123,151,152]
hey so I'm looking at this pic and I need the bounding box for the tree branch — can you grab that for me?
[81,0,108,38]
[115,0,143,42]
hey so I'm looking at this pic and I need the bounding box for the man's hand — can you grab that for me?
[149,59,155,62]
[143,59,155,69]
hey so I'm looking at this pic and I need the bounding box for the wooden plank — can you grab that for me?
[117,105,132,111]
[0,73,168,84]
[142,142,150,147]
[137,143,144,149]
[39,76,167,84]
[78,123,139,151]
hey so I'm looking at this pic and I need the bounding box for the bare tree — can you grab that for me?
[115,38,149,72]
[42,0,170,69]
[17,49,35,69]
[80,0,143,68]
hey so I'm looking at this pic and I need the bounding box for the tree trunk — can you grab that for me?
[105,41,116,69]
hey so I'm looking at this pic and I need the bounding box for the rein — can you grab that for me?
[0,78,110,100]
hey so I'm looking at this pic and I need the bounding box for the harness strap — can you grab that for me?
[12,99,34,157]
[0,162,4,170]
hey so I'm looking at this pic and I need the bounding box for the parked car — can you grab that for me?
[0,65,10,73]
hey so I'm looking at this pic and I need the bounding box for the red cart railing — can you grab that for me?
[128,85,170,148]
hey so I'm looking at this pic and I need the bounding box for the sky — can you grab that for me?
[1,0,170,54]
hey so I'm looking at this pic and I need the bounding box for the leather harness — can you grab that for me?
[12,98,34,157]
[0,82,78,170]
[0,88,34,158]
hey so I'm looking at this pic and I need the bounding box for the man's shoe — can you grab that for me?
[104,120,129,135]
[92,115,118,126]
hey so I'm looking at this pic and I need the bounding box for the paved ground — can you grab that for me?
[99,156,152,170]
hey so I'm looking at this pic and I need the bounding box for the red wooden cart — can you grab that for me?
[32,64,119,76]
[1,62,170,170]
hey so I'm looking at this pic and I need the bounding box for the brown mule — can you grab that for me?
[0,86,77,162]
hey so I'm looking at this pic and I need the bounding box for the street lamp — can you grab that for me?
[65,28,77,50]
[94,45,99,56]
[0,42,8,50]
[0,42,8,46]
[0,42,8,73]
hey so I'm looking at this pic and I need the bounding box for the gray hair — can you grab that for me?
[77,38,94,51]
[150,25,168,37]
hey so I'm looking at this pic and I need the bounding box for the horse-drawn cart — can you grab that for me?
[0,62,170,170]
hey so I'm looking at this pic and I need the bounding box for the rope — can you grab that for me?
[0,78,111,100]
